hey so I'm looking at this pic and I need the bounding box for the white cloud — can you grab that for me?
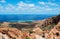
[0,0,6,3]
[17,1,35,7]
[16,1,35,12]
[28,4,35,7]
[39,2,45,5]
[0,1,60,14]
[38,1,58,6]
[17,1,27,7]
[4,4,16,13]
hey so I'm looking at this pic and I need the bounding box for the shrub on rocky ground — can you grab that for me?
[41,24,55,31]
[25,37,31,39]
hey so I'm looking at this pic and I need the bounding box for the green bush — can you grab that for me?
[41,24,55,31]
[25,37,31,39]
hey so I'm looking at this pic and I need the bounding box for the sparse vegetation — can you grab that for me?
[29,29,34,34]
[25,37,31,39]
[41,24,56,31]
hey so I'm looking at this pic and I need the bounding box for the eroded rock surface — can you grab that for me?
[0,28,22,39]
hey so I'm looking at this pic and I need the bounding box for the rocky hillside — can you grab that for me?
[0,22,60,39]
[0,14,60,31]
[35,14,60,26]
[0,14,60,39]
[34,14,60,30]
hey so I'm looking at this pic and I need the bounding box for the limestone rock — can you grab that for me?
[0,28,22,39]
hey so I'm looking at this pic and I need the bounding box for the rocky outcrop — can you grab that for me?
[0,27,49,39]
[0,28,22,39]
[34,15,60,30]
[33,27,43,35]
[0,22,60,39]
[47,22,60,39]
[33,27,49,39]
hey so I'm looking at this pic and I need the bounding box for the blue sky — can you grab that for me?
[0,0,60,14]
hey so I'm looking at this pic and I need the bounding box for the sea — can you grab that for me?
[0,14,58,22]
